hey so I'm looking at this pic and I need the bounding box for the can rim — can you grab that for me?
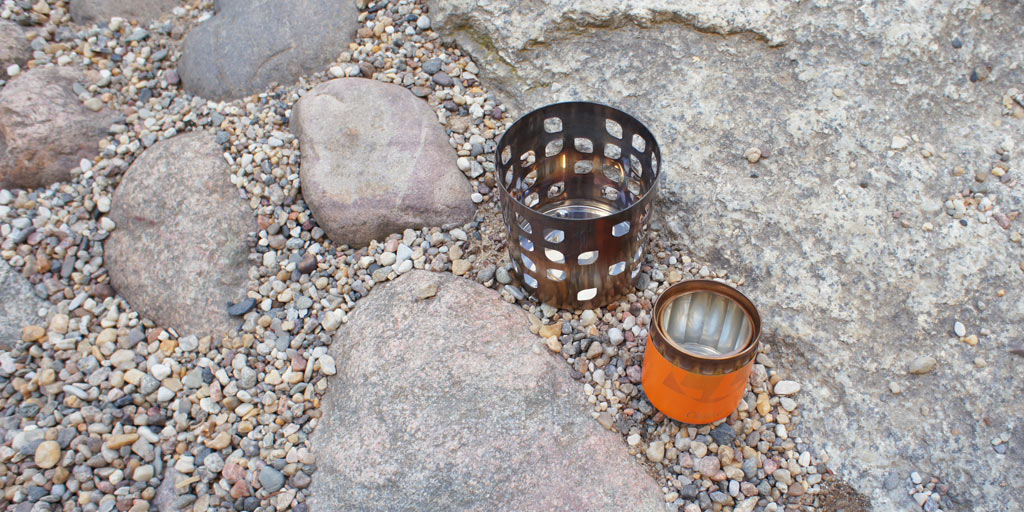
[495,101,663,222]
[651,279,761,374]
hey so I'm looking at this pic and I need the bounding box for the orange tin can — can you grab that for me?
[641,279,761,424]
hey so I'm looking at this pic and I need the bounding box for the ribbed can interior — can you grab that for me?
[661,290,753,357]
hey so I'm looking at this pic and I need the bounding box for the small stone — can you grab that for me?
[538,322,562,338]
[909,356,937,374]
[134,464,154,482]
[319,355,337,376]
[416,15,431,30]
[744,147,761,163]
[452,259,471,276]
[607,327,624,345]
[710,423,737,446]
[417,283,438,300]
[911,471,922,484]
[35,440,60,469]
[580,310,598,327]
[690,441,708,458]
[298,253,318,274]
[260,466,285,493]
[646,441,665,463]
[21,325,45,342]
[954,321,966,337]
[83,97,103,111]
[697,455,721,477]
[106,433,139,450]
[773,380,801,395]
[891,135,909,150]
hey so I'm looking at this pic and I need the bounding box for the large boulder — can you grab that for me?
[178,0,358,101]
[429,1,1024,510]
[309,270,664,511]
[292,78,475,247]
[0,67,117,189]
[106,131,253,338]
[0,259,49,349]
[70,0,179,25]
[0,21,30,73]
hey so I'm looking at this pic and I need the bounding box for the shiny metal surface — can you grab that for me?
[662,290,753,357]
[651,280,761,375]
[497,102,662,309]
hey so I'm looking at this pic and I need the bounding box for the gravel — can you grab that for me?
[0,0,830,510]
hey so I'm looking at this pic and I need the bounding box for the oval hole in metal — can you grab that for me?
[544,117,562,133]
[546,269,567,282]
[545,138,563,157]
[522,253,537,272]
[605,119,622,139]
[519,235,534,252]
[544,248,565,264]
[612,221,631,237]
[574,160,593,174]
[609,261,626,276]
[577,288,598,301]
[632,133,646,153]
[577,250,599,265]
[544,229,564,244]
[523,273,539,288]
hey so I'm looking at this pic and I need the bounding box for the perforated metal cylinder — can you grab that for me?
[496,102,662,309]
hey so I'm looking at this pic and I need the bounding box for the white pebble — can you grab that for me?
[319,355,337,376]
[457,157,471,172]
[6,64,20,77]
[607,327,624,345]
[773,380,801,395]
[953,321,966,337]
[416,15,431,30]
[150,363,171,380]
[626,433,641,446]
[471,192,483,203]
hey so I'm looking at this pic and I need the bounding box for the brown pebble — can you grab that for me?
[21,325,45,342]
[93,283,116,299]
[297,252,318,274]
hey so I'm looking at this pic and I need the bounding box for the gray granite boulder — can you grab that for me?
[309,270,664,511]
[291,78,475,247]
[430,1,1024,510]
[106,131,253,338]
[0,67,117,189]
[178,0,358,101]
[70,0,179,25]
[0,259,48,349]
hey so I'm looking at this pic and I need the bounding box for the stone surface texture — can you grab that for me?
[106,131,253,338]
[0,21,29,71]
[69,0,179,25]
[0,258,48,349]
[0,67,117,189]
[178,0,359,101]
[308,270,664,511]
[430,1,1024,510]
[291,78,475,247]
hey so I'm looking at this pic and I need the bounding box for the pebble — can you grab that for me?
[744,147,761,163]
[417,283,438,299]
[35,440,60,469]
[260,466,286,493]
[646,441,665,463]
[953,321,966,337]
[773,380,801,395]
[909,356,937,374]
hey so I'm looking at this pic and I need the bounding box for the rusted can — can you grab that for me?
[642,279,761,424]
